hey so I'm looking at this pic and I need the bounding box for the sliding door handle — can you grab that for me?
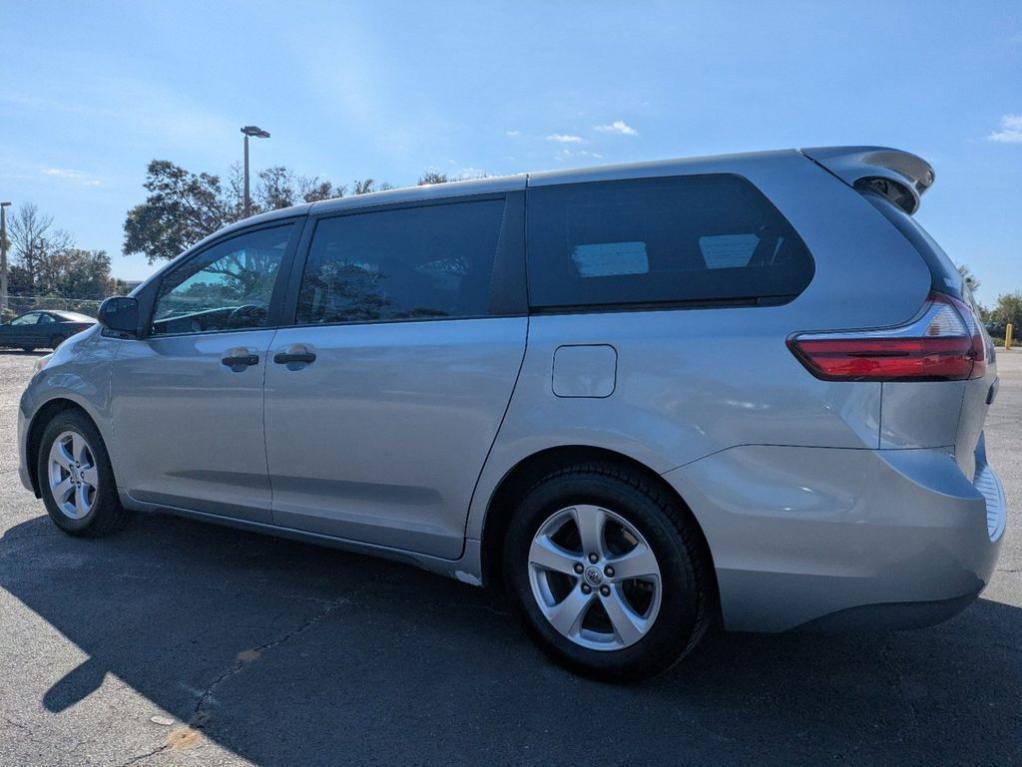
[273,345,316,365]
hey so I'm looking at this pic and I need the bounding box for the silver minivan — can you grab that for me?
[18,147,1005,680]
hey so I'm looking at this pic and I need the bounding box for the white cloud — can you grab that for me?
[987,114,1022,143]
[505,130,520,137]
[42,167,102,186]
[557,149,604,162]
[546,133,583,143]
[453,166,486,180]
[594,120,638,136]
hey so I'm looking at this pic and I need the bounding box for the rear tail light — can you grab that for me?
[788,292,986,382]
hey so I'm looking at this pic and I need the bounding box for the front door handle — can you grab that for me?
[273,345,316,366]
[221,349,260,370]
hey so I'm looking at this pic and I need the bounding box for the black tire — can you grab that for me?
[49,335,67,350]
[37,409,129,537]
[503,461,713,682]
[22,347,34,353]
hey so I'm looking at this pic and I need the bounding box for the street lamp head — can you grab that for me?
[0,202,10,208]
[241,125,271,139]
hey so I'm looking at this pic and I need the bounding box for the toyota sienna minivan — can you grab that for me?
[18,147,1005,680]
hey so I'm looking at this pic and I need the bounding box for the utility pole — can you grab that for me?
[0,201,10,315]
[240,126,270,218]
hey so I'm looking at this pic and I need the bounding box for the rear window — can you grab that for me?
[525,174,814,309]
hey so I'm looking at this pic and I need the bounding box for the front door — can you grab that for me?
[109,222,298,523]
[264,196,527,558]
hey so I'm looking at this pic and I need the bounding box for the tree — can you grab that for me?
[351,178,377,195]
[418,171,449,185]
[125,160,352,262]
[35,248,112,299]
[8,203,72,289]
[300,176,345,203]
[957,264,980,294]
[124,161,234,263]
[989,292,1022,330]
[254,166,346,208]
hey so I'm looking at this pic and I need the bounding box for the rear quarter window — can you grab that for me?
[525,174,814,309]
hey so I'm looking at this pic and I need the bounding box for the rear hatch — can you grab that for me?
[799,147,998,479]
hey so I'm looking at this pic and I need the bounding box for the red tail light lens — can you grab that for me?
[788,293,986,382]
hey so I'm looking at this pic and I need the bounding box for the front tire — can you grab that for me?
[503,462,713,681]
[37,410,129,536]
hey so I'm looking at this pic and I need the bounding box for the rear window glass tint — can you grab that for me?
[297,199,505,325]
[526,174,814,308]
[571,242,649,277]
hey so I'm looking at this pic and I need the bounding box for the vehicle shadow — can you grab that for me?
[0,349,49,355]
[1,512,1019,766]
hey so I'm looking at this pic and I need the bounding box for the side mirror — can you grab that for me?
[97,296,140,337]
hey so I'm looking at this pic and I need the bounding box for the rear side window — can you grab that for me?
[526,174,814,309]
[297,198,505,325]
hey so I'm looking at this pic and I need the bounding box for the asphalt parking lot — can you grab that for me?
[0,350,1019,767]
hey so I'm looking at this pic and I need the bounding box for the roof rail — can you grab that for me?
[801,146,934,214]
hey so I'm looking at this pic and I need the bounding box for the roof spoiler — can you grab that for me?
[800,146,935,215]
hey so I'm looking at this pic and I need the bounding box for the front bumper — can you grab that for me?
[17,403,35,494]
[663,439,1004,632]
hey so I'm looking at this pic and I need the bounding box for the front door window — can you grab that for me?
[151,224,293,336]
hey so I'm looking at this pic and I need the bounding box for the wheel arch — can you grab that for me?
[25,398,104,497]
[478,444,719,602]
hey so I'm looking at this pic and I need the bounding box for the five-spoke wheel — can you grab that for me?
[38,409,129,536]
[528,504,662,650]
[47,431,100,520]
[504,463,712,681]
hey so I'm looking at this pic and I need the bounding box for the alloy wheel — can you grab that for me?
[47,431,99,520]
[527,504,662,651]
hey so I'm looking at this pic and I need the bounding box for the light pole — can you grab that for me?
[241,125,270,217]
[0,201,11,315]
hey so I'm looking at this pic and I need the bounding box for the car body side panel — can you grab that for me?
[17,327,118,491]
[464,308,882,543]
[265,317,527,559]
[108,331,277,523]
[880,381,966,450]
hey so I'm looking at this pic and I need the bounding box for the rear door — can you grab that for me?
[263,191,527,558]
[36,312,58,345]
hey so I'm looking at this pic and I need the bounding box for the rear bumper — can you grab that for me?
[663,441,1004,632]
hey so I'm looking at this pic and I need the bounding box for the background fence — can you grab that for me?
[1,295,102,322]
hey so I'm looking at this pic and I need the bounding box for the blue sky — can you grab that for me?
[2,0,1020,304]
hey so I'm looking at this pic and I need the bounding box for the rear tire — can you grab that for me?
[37,410,129,536]
[49,335,67,349]
[503,461,713,682]
[22,347,34,353]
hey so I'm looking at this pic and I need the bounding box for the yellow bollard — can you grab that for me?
[1006,323,1014,350]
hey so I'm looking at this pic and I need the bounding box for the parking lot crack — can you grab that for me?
[114,742,170,767]
[2,714,32,735]
[190,597,348,727]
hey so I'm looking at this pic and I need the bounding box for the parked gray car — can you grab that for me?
[17,147,1005,680]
